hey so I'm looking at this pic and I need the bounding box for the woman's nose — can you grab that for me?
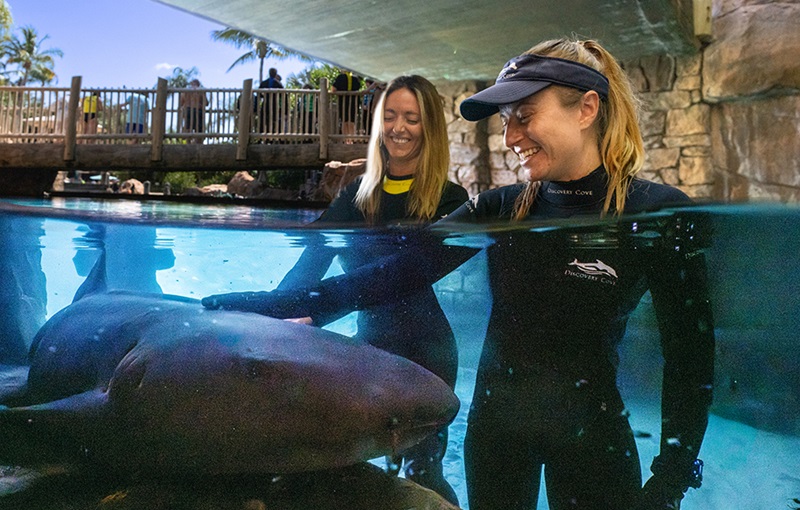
[503,117,522,148]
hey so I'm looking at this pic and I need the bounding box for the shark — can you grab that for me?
[0,254,459,476]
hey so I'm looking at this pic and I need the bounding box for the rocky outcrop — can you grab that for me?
[436,81,491,195]
[224,171,297,201]
[702,0,800,202]
[119,179,144,194]
[703,1,800,101]
[314,159,366,201]
[183,184,230,197]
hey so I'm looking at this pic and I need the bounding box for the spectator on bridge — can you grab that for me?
[80,91,103,142]
[124,92,150,144]
[258,67,284,137]
[332,70,362,143]
[180,79,208,144]
[361,78,385,135]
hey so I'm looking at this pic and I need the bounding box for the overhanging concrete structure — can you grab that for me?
[154,0,706,82]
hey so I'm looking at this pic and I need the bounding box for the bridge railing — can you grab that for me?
[0,77,379,157]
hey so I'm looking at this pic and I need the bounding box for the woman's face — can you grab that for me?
[382,88,423,174]
[500,87,599,182]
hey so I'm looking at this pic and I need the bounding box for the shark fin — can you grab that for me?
[72,250,108,303]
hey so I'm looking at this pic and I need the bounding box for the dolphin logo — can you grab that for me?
[568,258,618,279]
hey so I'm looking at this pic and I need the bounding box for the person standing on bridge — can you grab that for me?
[332,70,363,143]
[180,79,208,144]
[124,91,150,144]
[80,91,103,142]
[258,67,284,137]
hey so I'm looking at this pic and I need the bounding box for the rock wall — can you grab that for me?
[704,0,800,202]
[443,0,800,203]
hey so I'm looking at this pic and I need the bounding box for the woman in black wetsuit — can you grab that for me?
[273,75,466,504]
[204,39,714,510]
[448,38,714,510]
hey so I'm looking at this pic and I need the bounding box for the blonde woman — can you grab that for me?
[245,75,465,504]
[452,38,713,510]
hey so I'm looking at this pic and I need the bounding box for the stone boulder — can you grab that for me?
[314,159,367,202]
[226,171,260,198]
[183,184,229,197]
[225,171,298,201]
[119,179,144,194]
[703,1,800,101]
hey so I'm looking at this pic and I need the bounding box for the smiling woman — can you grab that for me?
[205,74,469,506]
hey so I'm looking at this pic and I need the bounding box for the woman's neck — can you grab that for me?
[387,158,417,177]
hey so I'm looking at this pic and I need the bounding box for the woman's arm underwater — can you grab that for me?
[637,211,715,509]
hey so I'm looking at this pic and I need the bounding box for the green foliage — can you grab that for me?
[0,0,11,34]
[286,63,343,89]
[159,171,239,194]
[210,28,312,84]
[0,25,63,85]
[262,169,306,189]
[160,172,198,194]
[161,66,200,88]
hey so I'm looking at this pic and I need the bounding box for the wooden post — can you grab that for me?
[63,76,81,161]
[693,0,712,41]
[236,79,253,161]
[150,78,168,162]
[318,77,329,159]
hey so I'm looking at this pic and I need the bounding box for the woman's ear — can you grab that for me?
[578,90,600,129]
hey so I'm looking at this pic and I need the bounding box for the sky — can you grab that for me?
[6,0,312,89]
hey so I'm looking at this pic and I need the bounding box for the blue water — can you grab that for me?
[1,198,799,509]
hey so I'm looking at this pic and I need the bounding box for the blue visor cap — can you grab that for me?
[460,54,610,121]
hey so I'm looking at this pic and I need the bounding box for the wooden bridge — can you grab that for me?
[0,77,372,173]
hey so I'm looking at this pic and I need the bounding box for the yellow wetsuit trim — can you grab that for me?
[383,175,413,195]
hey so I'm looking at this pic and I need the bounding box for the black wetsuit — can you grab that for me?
[444,166,714,509]
[277,175,468,504]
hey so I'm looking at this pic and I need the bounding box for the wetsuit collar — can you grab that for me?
[538,166,608,208]
[383,173,414,195]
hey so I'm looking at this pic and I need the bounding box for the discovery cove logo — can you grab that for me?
[565,258,618,285]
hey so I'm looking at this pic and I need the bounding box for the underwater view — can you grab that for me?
[1,197,799,509]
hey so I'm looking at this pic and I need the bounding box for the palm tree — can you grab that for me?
[286,63,341,89]
[210,28,310,84]
[163,66,200,88]
[0,0,11,35]
[0,25,63,86]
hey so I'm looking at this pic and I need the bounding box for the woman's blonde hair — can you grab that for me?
[512,38,644,220]
[354,75,451,224]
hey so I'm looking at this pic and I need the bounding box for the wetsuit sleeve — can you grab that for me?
[436,182,470,219]
[203,183,479,324]
[645,211,715,492]
[314,180,363,224]
[274,184,361,291]
[202,231,480,325]
[276,233,336,291]
[443,185,522,223]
